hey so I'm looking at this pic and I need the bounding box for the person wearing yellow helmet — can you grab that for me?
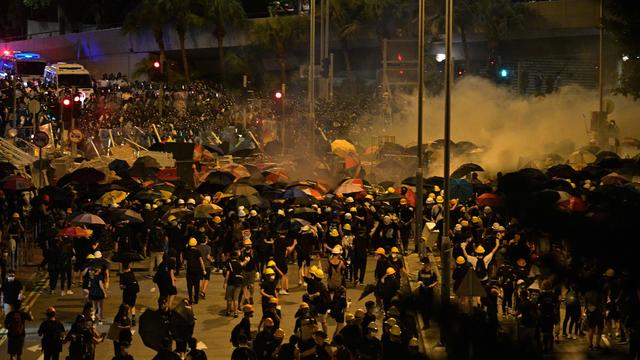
[460,236,500,283]
[184,236,207,304]
[305,266,330,334]
[398,196,414,256]
[417,256,437,329]
[380,267,401,311]
[260,266,278,316]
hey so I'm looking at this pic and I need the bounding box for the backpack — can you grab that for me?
[7,311,25,336]
[327,262,344,290]
[228,260,244,286]
[127,279,140,294]
[474,258,488,280]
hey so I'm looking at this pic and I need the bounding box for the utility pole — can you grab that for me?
[415,0,425,255]
[598,0,604,114]
[309,0,316,153]
[441,0,453,345]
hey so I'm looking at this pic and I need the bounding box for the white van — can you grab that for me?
[0,51,46,83]
[43,62,94,100]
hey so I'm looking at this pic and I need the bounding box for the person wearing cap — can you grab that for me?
[324,228,342,254]
[165,214,184,276]
[87,266,107,324]
[240,237,259,305]
[304,330,332,360]
[373,248,389,283]
[496,260,517,316]
[3,301,33,360]
[254,317,277,360]
[305,268,330,334]
[379,267,400,311]
[38,307,65,360]
[341,223,355,283]
[461,235,500,283]
[293,302,313,336]
[231,304,255,347]
[260,268,278,316]
[196,237,213,300]
[339,307,364,355]
[147,221,167,277]
[274,229,296,295]
[184,237,206,304]
[259,297,281,333]
[398,197,414,255]
[407,337,427,360]
[329,286,348,337]
[374,215,400,253]
[327,245,346,293]
[383,324,406,360]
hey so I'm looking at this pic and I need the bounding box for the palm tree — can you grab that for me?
[123,0,171,71]
[199,0,246,76]
[166,0,200,83]
[331,0,367,79]
[250,15,308,86]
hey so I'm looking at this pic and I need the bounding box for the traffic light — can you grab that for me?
[61,97,72,128]
[62,98,71,107]
[499,68,509,78]
[153,61,161,69]
[274,90,284,116]
[73,94,82,117]
[274,91,283,100]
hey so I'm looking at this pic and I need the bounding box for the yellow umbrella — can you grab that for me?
[96,190,128,206]
[195,203,223,215]
[331,139,357,158]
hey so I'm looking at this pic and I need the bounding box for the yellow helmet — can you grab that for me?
[349,207,357,212]
[86,254,95,260]
[475,245,485,254]
[471,216,480,224]
[267,260,277,267]
[400,198,408,205]
[428,193,436,199]
[300,302,310,309]
[309,265,318,275]
[167,215,177,222]
[409,337,419,347]
[343,224,351,231]
[315,269,325,279]
[386,267,396,276]
[390,324,402,336]
[456,256,466,265]
[213,216,222,224]
[375,248,386,255]
[330,229,339,237]
[387,187,396,193]
[243,239,252,246]
[264,268,275,275]
[365,194,374,200]
[436,196,444,204]
[433,185,440,192]
[188,238,198,247]
[390,247,400,254]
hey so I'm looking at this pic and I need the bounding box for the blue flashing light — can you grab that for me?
[500,69,509,78]
[14,52,41,60]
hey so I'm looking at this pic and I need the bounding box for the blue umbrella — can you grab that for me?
[282,187,308,199]
[450,179,473,201]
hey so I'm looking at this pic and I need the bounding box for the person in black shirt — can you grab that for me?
[296,226,315,286]
[38,307,65,360]
[154,254,177,308]
[112,304,132,360]
[273,334,299,360]
[187,337,207,360]
[260,268,278,315]
[231,334,257,360]
[1,269,23,311]
[416,257,437,329]
[253,317,277,360]
[362,301,377,334]
[119,262,139,326]
[353,219,369,286]
[184,238,206,304]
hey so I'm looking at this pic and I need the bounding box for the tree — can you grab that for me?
[331,0,367,79]
[199,0,246,76]
[250,15,307,86]
[605,1,640,100]
[123,0,171,77]
[166,0,200,83]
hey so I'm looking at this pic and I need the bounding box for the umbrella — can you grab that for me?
[580,165,609,181]
[129,166,159,178]
[134,190,170,201]
[218,164,251,179]
[225,182,259,196]
[133,156,161,169]
[450,179,473,201]
[200,170,236,187]
[194,203,223,215]
[379,181,395,189]
[153,182,176,193]
[292,207,318,222]
[108,159,130,176]
[377,192,402,203]
[299,187,324,201]
[156,168,178,181]
[111,209,144,223]
[476,193,504,207]
[57,227,93,238]
[596,151,623,168]
[2,175,33,191]
[601,172,629,186]
[282,187,309,200]
[162,208,192,222]
[71,213,106,225]
[277,218,310,233]
[170,300,196,341]
[546,164,578,180]
[139,309,170,351]
[334,178,365,195]
[96,190,128,206]
[263,169,290,183]
[331,139,357,158]
[224,194,267,209]
[378,142,405,155]
[558,196,587,212]
[568,150,597,167]
[451,163,484,179]
[58,168,106,186]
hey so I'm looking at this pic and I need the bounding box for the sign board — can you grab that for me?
[28,99,41,115]
[33,131,50,148]
[68,128,84,144]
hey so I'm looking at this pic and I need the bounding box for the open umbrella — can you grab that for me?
[162,208,192,222]
[601,172,629,186]
[194,203,223,215]
[567,150,597,168]
[2,175,33,191]
[156,168,178,182]
[456,268,487,298]
[97,190,128,206]
[111,209,144,223]
[263,169,290,183]
[299,187,324,201]
[129,166,159,178]
[57,227,93,238]
[450,179,473,201]
[57,168,106,187]
[71,213,106,225]
[331,139,357,158]
[292,207,318,222]
[282,187,309,200]
[134,190,170,202]
[451,163,484,179]
[170,300,196,341]
[334,178,365,195]
[225,182,259,197]
[139,309,170,351]
[476,193,504,207]
[596,151,623,168]
[546,164,578,180]
[197,171,236,194]
[134,156,161,169]
[218,164,251,179]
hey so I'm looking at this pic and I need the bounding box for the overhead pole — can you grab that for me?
[598,0,604,114]
[415,0,425,256]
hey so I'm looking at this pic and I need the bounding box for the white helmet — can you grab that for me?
[177,199,185,205]
[187,198,196,205]
[238,210,247,218]
[346,197,354,203]
[250,209,258,217]
[344,213,352,220]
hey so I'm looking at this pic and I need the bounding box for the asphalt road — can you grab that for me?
[1,255,381,360]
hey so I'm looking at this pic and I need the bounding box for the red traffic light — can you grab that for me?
[73,95,81,102]
[62,98,71,107]
[2,50,11,56]
[396,52,404,62]
[274,91,283,100]
[153,61,161,69]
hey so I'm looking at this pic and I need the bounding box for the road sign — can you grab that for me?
[68,128,84,144]
[28,99,41,115]
[33,131,49,148]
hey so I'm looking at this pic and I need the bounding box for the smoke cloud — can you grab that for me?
[370,76,640,178]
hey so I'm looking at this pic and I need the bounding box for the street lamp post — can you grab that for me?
[441,0,453,342]
[309,0,316,153]
[415,0,425,255]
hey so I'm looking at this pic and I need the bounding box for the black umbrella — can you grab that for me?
[133,156,161,169]
[109,159,130,172]
[451,163,484,179]
[546,164,578,180]
[129,165,159,178]
[544,179,574,192]
[57,168,106,187]
[580,165,609,181]
[139,309,170,351]
[378,142,405,156]
[169,299,196,341]
[109,209,144,223]
[203,171,235,187]
[595,151,623,169]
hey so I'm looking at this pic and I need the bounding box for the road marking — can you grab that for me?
[0,272,48,347]
[27,344,42,352]
[197,340,208,349]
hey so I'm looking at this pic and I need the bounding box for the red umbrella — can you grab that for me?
[157,167,178,181]
[57,226,93,238]
[300,186,324,201]
[476,193,504,207]
[335,179,365,195]
[558,196,587,213]
[2,175,33,191]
